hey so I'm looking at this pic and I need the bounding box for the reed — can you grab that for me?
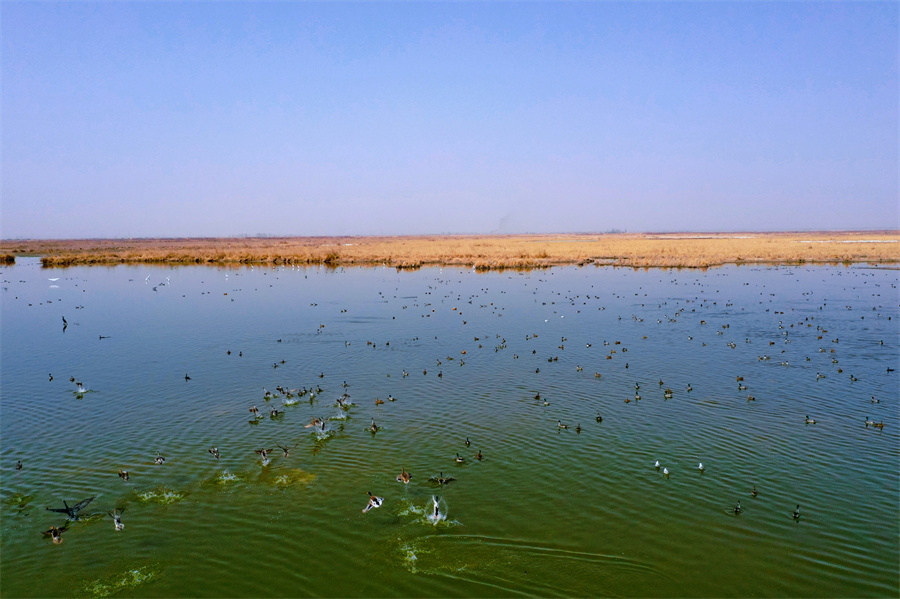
[0,253,15,264]
[3,232,897,270]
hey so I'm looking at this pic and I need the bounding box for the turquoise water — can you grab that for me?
[1,259,897,597]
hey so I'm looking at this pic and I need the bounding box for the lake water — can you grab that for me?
[2,259,898,598]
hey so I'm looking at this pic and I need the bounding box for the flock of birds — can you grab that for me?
[13,265,896,551]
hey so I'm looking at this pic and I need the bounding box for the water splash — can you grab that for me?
[78,564,160,598]
[131,487,187,504]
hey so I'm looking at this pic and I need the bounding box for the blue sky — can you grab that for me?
[2,2,897,238]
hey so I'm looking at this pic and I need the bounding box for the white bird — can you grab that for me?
[362,492,383,513]
[698,463,705,472]
[663,467,669,476]
[654,460,660,469]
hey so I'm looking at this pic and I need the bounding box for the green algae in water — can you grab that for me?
[2,492,37,515]
[268,468,316,488]
[78,564,160,598]
[130,486,188,504]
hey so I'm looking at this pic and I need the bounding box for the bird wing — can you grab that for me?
[45,507,71,515]
[72,496,95,513]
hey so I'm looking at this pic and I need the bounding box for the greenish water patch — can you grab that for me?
[78,564,161,598]
[2,492,37,515]
[266,468,316,488]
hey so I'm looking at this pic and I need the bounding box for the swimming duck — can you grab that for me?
[375,398,384,405]
[575,423,582,433]
[849,374,858,382]
[455,452,465,463]
[686,384,693,392]
[154,452,166,465]
[370,419,379,433]
[15,460,22,470]
[654,460,661,469]
[109,508,125,531]
[664,388,673,399]
[596,413,603,422]
[209,447,220,459]
[733,501,743,514]
[792,504,801,520]
[464,437,470,447]
[118,469,130,481]
[388,394,396,402]
[865,416,876,426]
[42,525,67,544]
[249,406,260,417]
[738,384,748,391]
[873,421,885,429]
[663,467,670,477]
[634,393,641,401]
[750,486,758,497]
[804,415,817,424]
[269,407,282,418]
[698,463,705,472]
[747,394,755,401]
[46,497,95,520]
[558,420,568,430]
[871,396,880,403]
[362,492,384,513]
[397,468,411,484]
[476,450,483,460]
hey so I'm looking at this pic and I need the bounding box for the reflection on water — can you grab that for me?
[1,259,898,597]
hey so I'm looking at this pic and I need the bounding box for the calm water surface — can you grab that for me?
[2,260,898,598]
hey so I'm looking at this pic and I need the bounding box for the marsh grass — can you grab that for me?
[3,232,897,269]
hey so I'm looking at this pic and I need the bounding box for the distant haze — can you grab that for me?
[2,2,897,239]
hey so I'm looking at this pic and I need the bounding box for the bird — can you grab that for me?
[42,525,68,544]
[276,443,298,457]
[208,447,220,459]
[455,452,465,463]
[792,504,801,520]
[431,495,441,519]
[575,423,582,433]
[45,497,95,520]
[109,508,125,531]
[596,413,603,423]
[118,469,130,481]
[805,415,817,424]
[184,374,191,381]
[750,486,758,497]
[15,460,22,470]
[873,421,885,429]
[865,416,876,426]
[733,501,743,514]
[558,420,568,430]
[154,452,166,465]
[396,468,411,484]
[255,448,273,466]
[654,460,661,469]
[433,472,455,486]
[663,467,670,477]
[698,463,705,472]
[475,450,483,460]
[464,437,470,446]
[369,419,379,433]
[362,491,384,513]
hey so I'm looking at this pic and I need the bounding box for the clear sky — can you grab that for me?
[2,2,898,239]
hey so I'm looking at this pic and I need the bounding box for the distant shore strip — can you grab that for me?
[3,232,898,270]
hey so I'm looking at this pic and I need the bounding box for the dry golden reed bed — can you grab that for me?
[3,232,898,270]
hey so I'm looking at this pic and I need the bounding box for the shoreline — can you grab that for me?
[2,231,898,270]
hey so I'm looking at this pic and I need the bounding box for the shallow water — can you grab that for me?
[2,259,898,597]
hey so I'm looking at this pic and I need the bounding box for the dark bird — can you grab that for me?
[118,469,129,481]
[793,504,801,520]
[733,501,743,514]
[154,452,166,465]
[46,497,95,520]
[62,316,67,326]
[185,374,191,381]
[15,460,22,470]
[476,450,483,460]
[276,442,298,457]
[396,468,411,484]
[433,472,455,486]
[208,447,220,459]
[750,486,758,497]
